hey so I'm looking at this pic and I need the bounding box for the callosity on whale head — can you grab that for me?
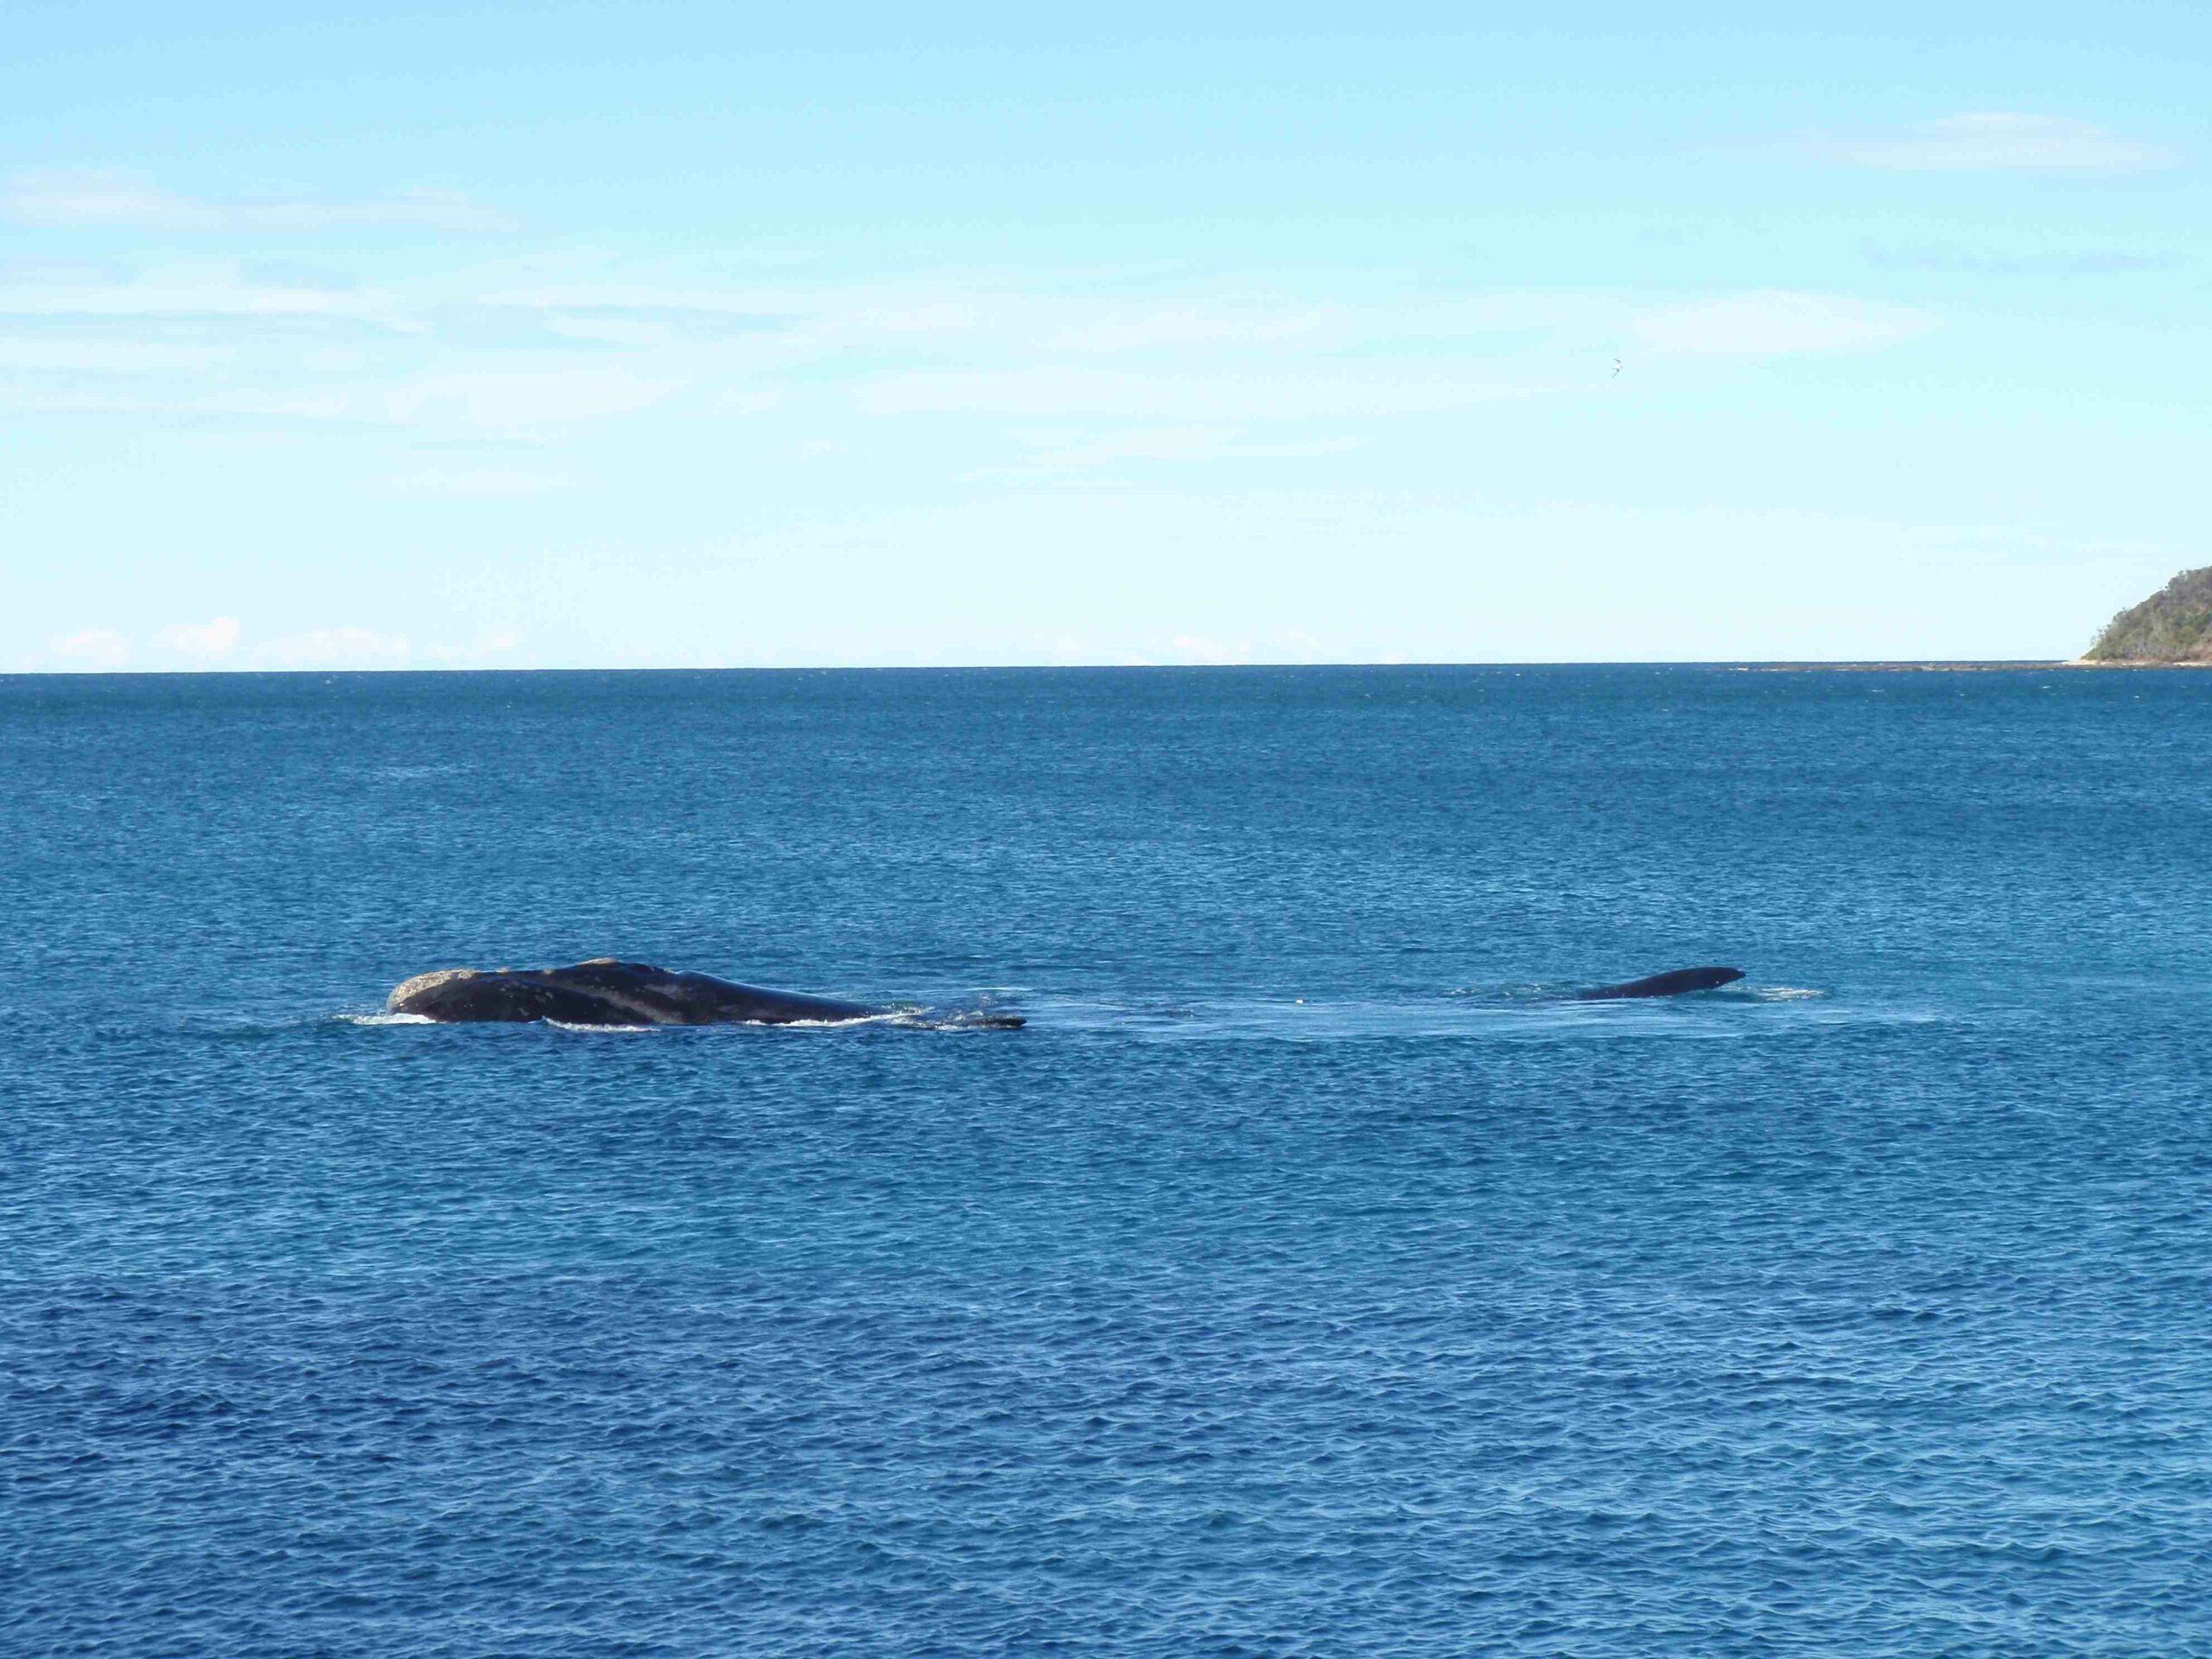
[385,958,1023,1027]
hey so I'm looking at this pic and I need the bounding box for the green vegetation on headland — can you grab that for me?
[2082,566,2212,664]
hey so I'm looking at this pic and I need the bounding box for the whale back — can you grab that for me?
[385,965,654,1024]
[385,959,887,1026]
[562,960,885,1024]
[1574,965,1745,1001]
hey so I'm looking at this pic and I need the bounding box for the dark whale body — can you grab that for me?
[386,958,1023,1028]
[1573,966,1745,1001]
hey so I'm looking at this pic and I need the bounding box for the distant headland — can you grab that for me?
[1746,565,2212,671]
[2075,565,2212,666]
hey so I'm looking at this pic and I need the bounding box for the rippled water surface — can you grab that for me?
[6,666,2212,1655]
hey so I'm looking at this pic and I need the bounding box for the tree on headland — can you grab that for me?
[2083,566,2212,663]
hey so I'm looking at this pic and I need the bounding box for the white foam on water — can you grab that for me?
[366,764,472,783]
[331,988,1846,1039]
[1012,985,1880,1043]
[336,1008,950,1033]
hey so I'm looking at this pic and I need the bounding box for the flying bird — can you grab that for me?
[1611,358,1623,378]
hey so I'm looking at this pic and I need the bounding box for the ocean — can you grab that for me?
[5,665,2210,1656]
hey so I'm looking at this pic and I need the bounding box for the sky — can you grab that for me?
[3,1,2206,669]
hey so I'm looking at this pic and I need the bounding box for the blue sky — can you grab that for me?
[4,2,2205,668]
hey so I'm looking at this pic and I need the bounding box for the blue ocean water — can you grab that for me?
[5,665,2212,1656]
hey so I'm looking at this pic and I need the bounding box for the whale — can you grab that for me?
[1573,966,1745,1001]
[385,958,1024,1028]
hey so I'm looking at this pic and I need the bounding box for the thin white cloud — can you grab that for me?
[421,627,525,664]
[1863,239,2172,276]
[0,353,677,435]
[392,467,574,495]
[1170,634,1254,665]
[0,337,232,372]
[4,169,520,232]
[492,284,1602,359]
[385,367,678,431]
[0,266,1611,447]
[258,627,413,669]
[198,390,360,421]
[0,253,1932,474]
[1828,113,2172,175]
[50,628,130,670]
[1013,424,1363,470]
[157,616,241,659]
[0,269,398,322]
[538,314,682,347]
[1634,291,1937,356]
[860,365,1530,421]
[484,283,977,348]
[486,283,815,318]
[1045,305,1333,353]
[1029,425,1244,464]
[0,390,166,414]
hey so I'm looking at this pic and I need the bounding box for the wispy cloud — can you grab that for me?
[859,365,1532,422]
[1170,634,1254,665]
[384,366,679,432]
[443,627,524,661]
[4,169,520,232]
[1862,240,2172,276]
[305,624,524,670]
[157,616,241,660]
[483,284,1601,360]
[0,337,233,372]
[0,267,400,322]
[391,467,574,495]
[258,626,413,669]
[0,248,1938,465]
[42,618,525,671]
[1634,291,1938,356]
[1046,305,1335,353]
[50,628,129,670]
[1011,424,1363,470]
[0,347,681,439]
[1825,113,2173,175]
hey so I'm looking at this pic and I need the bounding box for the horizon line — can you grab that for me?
[1,658,2129,679]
